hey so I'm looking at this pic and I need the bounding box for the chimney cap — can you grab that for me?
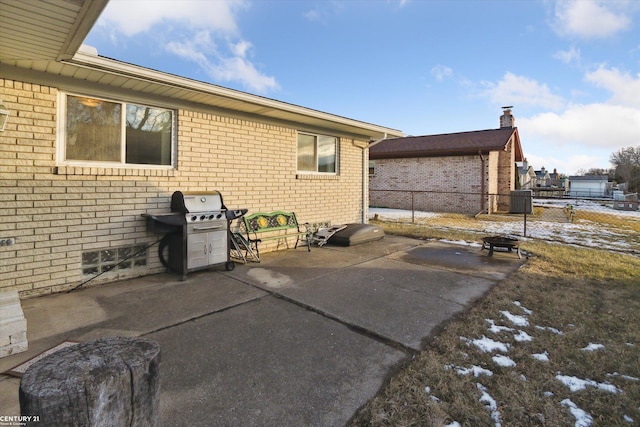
[502,106,513,110]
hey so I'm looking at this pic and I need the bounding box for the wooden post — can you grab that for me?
[19,336,160,426]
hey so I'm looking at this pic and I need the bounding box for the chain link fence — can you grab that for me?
[369,189,640,255]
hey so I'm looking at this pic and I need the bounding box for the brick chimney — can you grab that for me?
[500,106,515,128]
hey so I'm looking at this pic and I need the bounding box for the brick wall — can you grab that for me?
[496,137,516,211]
[369,155,488,214]
[0,79,367,297]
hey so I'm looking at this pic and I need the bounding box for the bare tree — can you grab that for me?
[610,146,640,192]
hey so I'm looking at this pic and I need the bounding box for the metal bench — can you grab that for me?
[242,211,312,261]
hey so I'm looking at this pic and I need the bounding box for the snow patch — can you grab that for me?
[500,310,529,327]
[561,398,593,427]
[532,351,550,362]
[455,365,494,377]
[485,319,514,334]
[513,301,532,315]
[477,383,502,427]
[461,336,510,353]
[535,325,564,335]
[492,354,516,367]
[514,330,533,342]
[581,343,604,352]
[607,372,639,381]
[556,374,621,394]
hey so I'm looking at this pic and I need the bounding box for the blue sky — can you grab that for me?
[84,0,640,175]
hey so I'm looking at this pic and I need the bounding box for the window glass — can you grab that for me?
[297,132,337,174]
[63,94,174,167]
[297,133,316,172]
[66,96,121,161]
[126,104,173,165]
[317,135,336,173]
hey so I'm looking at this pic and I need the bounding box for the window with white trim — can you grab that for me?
[61,94,175,166]
[297,132,338,173]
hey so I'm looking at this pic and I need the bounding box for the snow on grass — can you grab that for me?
[492,354,516,367]
[581,343,605,351]
[369,206,640,252]
[561,398,593,427]
[513,301,532,314]
[477,383,502,427]
[555,374,621,393]
[450,364,494,377]
[535,325,564,335]
[607,372,640,381]
[500,310,529,327]
[514,330,533,342]
[485,319,514,334]
[532,351,550,362]
[424,386,441,402]
[461,336,510,353]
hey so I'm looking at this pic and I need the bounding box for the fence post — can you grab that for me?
[411,191,415,223]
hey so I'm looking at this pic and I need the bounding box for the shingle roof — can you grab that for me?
[370,127,523,161]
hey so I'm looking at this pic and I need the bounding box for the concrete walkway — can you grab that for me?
[0,236,525,426]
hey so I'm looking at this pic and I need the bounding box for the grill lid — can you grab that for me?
[171,191,226,213]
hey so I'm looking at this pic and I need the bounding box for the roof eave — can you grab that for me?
[370,149,495,160]
[65,52,404,139]
[57,0,110,61]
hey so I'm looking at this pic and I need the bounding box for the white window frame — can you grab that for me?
[57,92,176,169]
[296,131,339,175]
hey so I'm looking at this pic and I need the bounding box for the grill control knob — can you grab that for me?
[216,213,222,219]
[208,215,215,220]
[200,215,206,221]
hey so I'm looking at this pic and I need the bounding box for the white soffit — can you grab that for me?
[0,0,109,61]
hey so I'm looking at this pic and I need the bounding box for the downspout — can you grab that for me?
[361,133,388,223]
[478,151,486,215]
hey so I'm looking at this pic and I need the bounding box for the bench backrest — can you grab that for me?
[243,211,301,233]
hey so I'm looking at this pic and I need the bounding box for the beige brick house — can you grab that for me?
[369,108,524,214]
[0,0,403,297]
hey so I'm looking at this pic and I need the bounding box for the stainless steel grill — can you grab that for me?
[143,191,246,279]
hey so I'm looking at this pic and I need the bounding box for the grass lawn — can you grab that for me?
[349,220,640,426]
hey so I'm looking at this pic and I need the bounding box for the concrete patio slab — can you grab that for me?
[0,235,526,426]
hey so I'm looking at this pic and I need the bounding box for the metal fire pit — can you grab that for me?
[482,236,521,259]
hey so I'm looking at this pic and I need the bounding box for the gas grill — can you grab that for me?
[143,191,246,280]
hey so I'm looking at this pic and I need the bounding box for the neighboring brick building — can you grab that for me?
[369,108,524,214]
[0,1,402,297]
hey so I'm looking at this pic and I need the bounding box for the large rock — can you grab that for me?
[19,336,160,427]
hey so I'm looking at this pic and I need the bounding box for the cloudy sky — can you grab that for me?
[84,0,640,175]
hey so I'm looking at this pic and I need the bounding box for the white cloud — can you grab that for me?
[431,64,453,82]
[519,103,640,150]
[95,0,278,94]
[525,151,607,175]
[553,46,581,65]
[166,32,279,94]
[482,72,565,110]
[552,0,631,39]
[585,66,640,108]
[98,0,245,37]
